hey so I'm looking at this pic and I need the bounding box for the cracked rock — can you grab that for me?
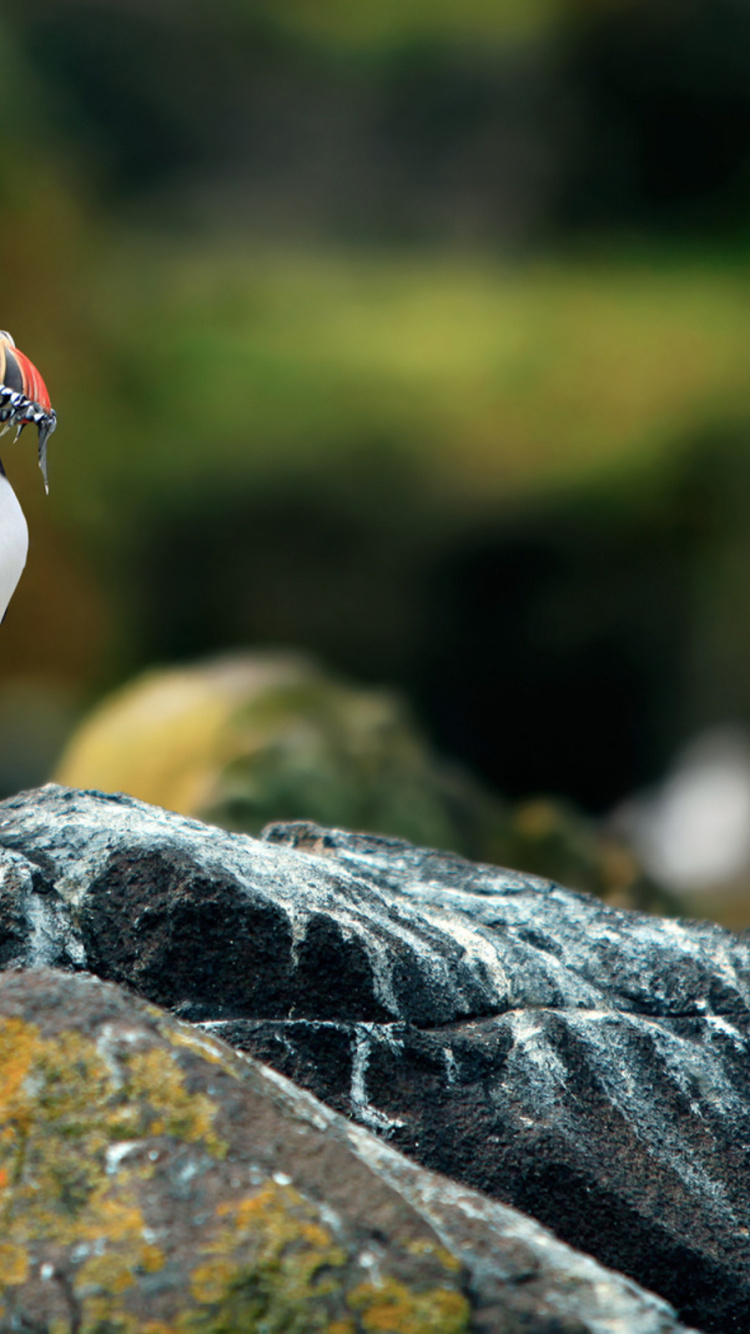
[0,787,745,1329]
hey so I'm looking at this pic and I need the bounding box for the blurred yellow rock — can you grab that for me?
[57,654,294,819]
[55,652,491,851]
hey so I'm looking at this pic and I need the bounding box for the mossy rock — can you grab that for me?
[54,652,502,854]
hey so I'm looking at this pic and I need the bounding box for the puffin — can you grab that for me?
[0,331,57,621]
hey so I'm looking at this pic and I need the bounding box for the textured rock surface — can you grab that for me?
[0,787,745,1329]
[0,967,693,1334]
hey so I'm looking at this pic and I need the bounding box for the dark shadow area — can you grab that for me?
[13,0,750,239]
[127,433,750,813]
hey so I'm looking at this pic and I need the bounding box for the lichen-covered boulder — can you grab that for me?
[0,968,693,1334]
[0,785,741,1330]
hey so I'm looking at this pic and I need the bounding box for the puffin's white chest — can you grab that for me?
[0,471,28,621]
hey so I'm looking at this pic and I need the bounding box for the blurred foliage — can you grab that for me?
[87,242,750,507]
[11,0,750,235]
[55,651,671,911]
[500,795,677,914]
[260,0,564,46]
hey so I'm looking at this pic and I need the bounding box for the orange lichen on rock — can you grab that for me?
[185,1181,349,1331]
[348,1278,470,1334]
[0,1242,29,1288]
[0,1009,471,1334]
[181,1182,470,1334]
[0,1014,227,1327]
[404,1239,462,1273]
[124,1046,227,1155]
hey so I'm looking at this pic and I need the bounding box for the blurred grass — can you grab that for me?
[72,239,750,516]
[0,221,746,714]
[264,0,564,47]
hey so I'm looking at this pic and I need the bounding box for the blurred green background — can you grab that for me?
[5,0,750,916]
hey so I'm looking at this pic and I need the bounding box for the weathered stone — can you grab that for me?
[0,967,692,1334]
[0,786,744,1329]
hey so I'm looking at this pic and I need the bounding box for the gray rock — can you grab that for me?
[0,786,744,1329]
[0,967,694,1334]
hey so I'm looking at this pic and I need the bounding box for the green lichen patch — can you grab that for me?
[0,997,471,1334]
[182,1182,470,1334]
[124,1046,226,1155]
[184,1181,347,1333]
[348,1277,470,1333]
[0,1015,223,1327]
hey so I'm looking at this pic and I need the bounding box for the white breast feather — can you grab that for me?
[0,472,28,621]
